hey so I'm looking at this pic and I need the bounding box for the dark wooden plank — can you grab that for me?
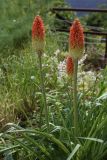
[52,7,107,13]
[54,28,107,36]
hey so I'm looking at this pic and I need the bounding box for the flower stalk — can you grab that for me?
[69,18,84,136]
[38,54,49,132]
[32,16,49,132]
[73,58,78,136]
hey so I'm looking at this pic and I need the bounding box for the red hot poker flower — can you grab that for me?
[66,56,74,75]
[32,16,45,40]
[69,19,84,59]
[32,16,45,54]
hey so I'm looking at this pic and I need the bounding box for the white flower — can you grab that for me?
[13,19,16,22]
[54,49,60,56]
[78,54,87,65]
[58,60,66,80]
[31,76,35,80]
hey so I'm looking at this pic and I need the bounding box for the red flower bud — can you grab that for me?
[66,56,74,75]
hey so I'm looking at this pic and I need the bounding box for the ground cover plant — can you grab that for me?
[0,1,107,160]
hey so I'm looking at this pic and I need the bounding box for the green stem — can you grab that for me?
[73,58,79,136]
[38,54,49,132]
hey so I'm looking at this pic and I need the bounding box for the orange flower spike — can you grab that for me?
[32,16,45,55]
[69,19,84,59]
[32,16,45,40]
[66,56,74,75]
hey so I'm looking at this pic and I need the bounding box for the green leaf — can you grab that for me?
[78,137,104,143]
[97,92,107,101]
[4,123,70,154]
[0,145,20,153]
[67,144,80,160]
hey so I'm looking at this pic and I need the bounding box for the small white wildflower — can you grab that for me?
[42,64,48,67]
[58,60,66,80]
[44,53,47,57]
[54,49,60,56]
[13,19,16,22]
[86,111,88,116]
[78,54,87,65]
[45,73,50,77]
[31,76,35,80]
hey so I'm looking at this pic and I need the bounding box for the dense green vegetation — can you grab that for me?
[0,0,107,160]
[0,0,66,56]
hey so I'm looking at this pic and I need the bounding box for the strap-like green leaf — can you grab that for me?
[67,144,80,160]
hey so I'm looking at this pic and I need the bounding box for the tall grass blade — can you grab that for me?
[67,144,80,160]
